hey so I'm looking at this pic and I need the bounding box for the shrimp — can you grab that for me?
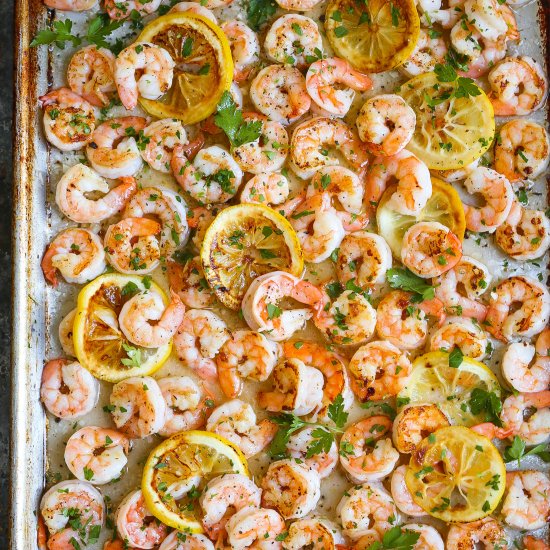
[495,202,550,261]
[226,507,286,549]
[446,517,508,550]
[115,490,169,549]
[58,309,77,357]
[290,117,369,179]
[44,0,97,10]
[41,227,106,286]
[433,159,479,183]
[199,474,261,537]
[67,45,116,107]
[172,145,244,204]
[159,532,215,550]
[524,537,550,550]
[284,519,345,550]
[64,426,130,484]
[430,317,489,360]
[169,2,218,22]
[114,42,174,110]
[286,426,338,478]
[356,94,416,156]
[500,390,550,445]
[339,416,400,483]
[104,217,161,275]
[109,376,167,438]
[348,341,412,401]
[401,29,448,77]
[140,119,188,173]
[232,113,289,174]
[241,271,323,342]
[240,173,290,206]
[40,359,100,419]
[485,276,550,342]
[221,21,260,82]
[404,524,444,550]
[123,186,189,256]
[401,222,463,278]
[39,88,95,151]
[274,0,322,10]
[216,330,280,398]
[337,483,399,541]
[261,459,321,519]
[158,376,211,436]
[390,466,426,517]
[392,404,451,453]
[119,289,185,348]
[502,470,550,531]
[264,14,323,70]
[463,0,511,40]
[488,57,548,116]
[87,116,147,178]
[168,256,215,309]
[365,150,432,215]
[258,358,325,416]
[494,120,550,183]
[462,166,514,233]
[305,57,372,116]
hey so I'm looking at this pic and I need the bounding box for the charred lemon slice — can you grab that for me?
[406,426,506,522]
[142,430,248,532]
[73,274,171,382]
[325,0,420,73]
[137,13,233,124]
[200,204,303,310]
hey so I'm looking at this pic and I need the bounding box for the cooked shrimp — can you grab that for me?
[485,276,550,342]
[216,329,280,398]
[169,1,217,22]
[41,227,106,286]
[339,416,400,483]
[64,426,130,484]
[40,359,100,419]
[114,42,174,110]
[240,173,289,206]
[159,532,215,550]
[462,166,514,233]
[401,29,448,77]
[463,0,511,40]
[140,119,188,173]
[488,56,548,116]
[116,490,169,549]
[500,390,550,445]
[284,518,345,550]
[241,271,323,342]
[275,0,322,10]
[226,507,285,549]
[446,517,507,550]
[356,94,416,156]
[433,159,479,183]
[404,524,444,550]
[172,145,243,204]
[39,88,95,151]
[337,483,399,541]
[174,309,230,380]
[261,459,321,519]
[401,222,462,278]
[67,45,116,107]
[501,329,550,393]
[109,376,167,439]
[221,21,260,82]
[44,0,97,10]
[264,14,323,70]
[392,404,451,453]
[365,150,432,215]
[348,341,412,401]
[286,426,338,479]
[390,466,426,517]
[200,474,261,537]
[168,256,215,309]
[104,217,161,275]
[206,399,277,458]
[524,537,550,550]
[87,116,147,178]
[430,317,489,360]
[58,309,76,357]
[495,202,550,261]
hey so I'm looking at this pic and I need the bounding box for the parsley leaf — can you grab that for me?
[387,267,436,301]
[214,91,262,147]
[306,427,334,458]
[468,388,502,425]
[367,526,420,550]
[121,343,142,369]
[503,436,550,466]
[434,63,457,82]
[247,0,277,30]
[328,393,348,429]
[85,14,124,50]
[448,347,463,369]
[31,19,81,49]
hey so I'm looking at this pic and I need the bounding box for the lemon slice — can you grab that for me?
[137,13,233,124]
[200,204,303,310]
[142,430,249,532]
[405,426,506,522]
[398,72,494,170]
[325,0,419,73]
[397,352,501,426]
[376,178,465,258]
[73,274,171,382]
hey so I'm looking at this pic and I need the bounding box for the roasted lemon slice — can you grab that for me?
[200,204,303,310]
[376,178,465,258]
[399,72,494,169]
[142,431,249,532]
[325,0,419,73]
[405,426,506,522]
[73,274,171,382]
[137,13,233,124]
[397,352,501,426]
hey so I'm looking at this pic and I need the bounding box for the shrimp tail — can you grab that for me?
[471,422,514,440]
[524,536,550,550]
[37,515,47,550]
[41,249,59,287]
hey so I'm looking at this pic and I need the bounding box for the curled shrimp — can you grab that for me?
[463,0,513,40]
[159,532,215,550]
[390,466,426,517]
[226,507,286,549]
[140,119,188,173]
[403,524,444,550]
[286,426,338,478]
[58,309,77,357]
[41,227,106,286]
[500,390,550,445]
[275,0,322,10]
[39,88,95,151]
[284,518,345,549]
[114,42,174,110]
[44,0,97,9]
[401,29,448,77]
[221,20,260,82]
[430,317,489,361]
[446,517,507,550]
[40,358,100,419]
[524,537,550,550]
[168,256,215,309]
[64,425,130,484]
[169,2,217,21]
[240,173,290,206]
